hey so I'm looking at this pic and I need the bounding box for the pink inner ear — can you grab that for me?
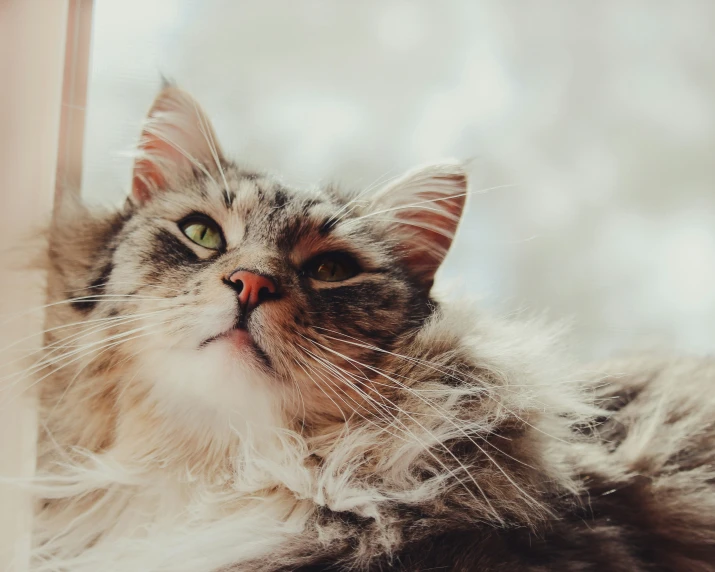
[132,141,170,202]
[399,189,465,252]
[371,163,467,287]
[394,180,466,283]
[130,86,225,203]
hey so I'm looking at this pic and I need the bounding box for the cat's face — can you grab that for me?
[59,87,466,433]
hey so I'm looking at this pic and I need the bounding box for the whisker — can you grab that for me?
[293,358,349,425]
[339,355,541,473]
[1,310,173,380]
[328,358,542,506]
[47,313,180,415]
[349,192,467,223]
[64,281,186,295]
[316,327,573,444]
[300,344,487,494]
[349,183,515,225]
[308,336,547,512]
[1,320,166,388]
[192,99,230,194]
[0,295,169,326]
[1,328,163,407]
[297,346,409,442]
[139,122,218,187]
[299,335,503,521]
[0,308,172,359]
[328,170,402,224]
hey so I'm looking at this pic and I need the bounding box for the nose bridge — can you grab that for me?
[223,242,283,279]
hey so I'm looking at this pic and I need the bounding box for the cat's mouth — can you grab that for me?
[199,326,273,368]
[221,327,253,349]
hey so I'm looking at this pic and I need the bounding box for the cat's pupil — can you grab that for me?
[320,261,336,278]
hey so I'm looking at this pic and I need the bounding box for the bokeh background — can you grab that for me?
[81,0,715,359]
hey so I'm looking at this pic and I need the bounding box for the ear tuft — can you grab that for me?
[132,86,225,203]
[371,161,468,290]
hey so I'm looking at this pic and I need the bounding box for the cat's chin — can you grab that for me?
[139,338,287,438]
[220,328,269,363]
[201,327,255,353]
[223,328,253,349]
[203,326,273,370]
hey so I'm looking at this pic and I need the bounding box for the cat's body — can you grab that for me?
[29,86,715,571]
[292,356,715,572]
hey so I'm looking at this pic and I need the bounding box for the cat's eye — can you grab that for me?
[179,216,224,250]
[303,252,361,282]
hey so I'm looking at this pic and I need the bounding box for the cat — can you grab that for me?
[28,84,715,571]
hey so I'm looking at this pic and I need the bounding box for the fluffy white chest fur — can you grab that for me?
[36,431,313,571]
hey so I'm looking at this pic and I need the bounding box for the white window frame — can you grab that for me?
[0,1,93,570]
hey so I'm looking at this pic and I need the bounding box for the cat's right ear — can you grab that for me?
[369,161,468,291]
[131,86,225,203]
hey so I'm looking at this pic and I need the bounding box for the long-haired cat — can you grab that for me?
[28,85,715,571]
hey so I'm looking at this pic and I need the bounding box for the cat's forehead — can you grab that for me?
[144,163,351,250]
[216,167,323,212]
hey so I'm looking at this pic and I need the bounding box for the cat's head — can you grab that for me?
[49,86,467,435]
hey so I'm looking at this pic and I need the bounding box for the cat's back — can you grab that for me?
[500,355,715,572]
[380,356,715,572]
[292,355,715,572]
[546,354,715,571]
[585,354,715,475]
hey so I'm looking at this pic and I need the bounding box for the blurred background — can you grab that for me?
[81,0,715,359]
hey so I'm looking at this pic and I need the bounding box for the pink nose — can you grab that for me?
[228,270,278,312]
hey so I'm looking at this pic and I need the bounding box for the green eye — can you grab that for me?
[179,217,224,250]
[304,252,360,282]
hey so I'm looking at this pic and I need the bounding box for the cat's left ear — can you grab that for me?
[371,161,467,290]
[131,85,225,203]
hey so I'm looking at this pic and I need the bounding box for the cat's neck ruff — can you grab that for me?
[33,302,591,572]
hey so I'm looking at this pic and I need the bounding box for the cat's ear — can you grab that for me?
[371,162,467,290]
[131,85,225,203]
